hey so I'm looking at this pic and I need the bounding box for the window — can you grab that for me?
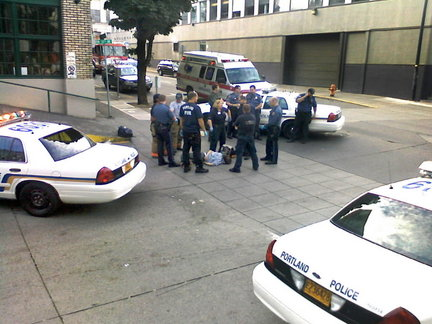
[205,67,215,80]
[210,0,218,20]
[199,41,207,51]
[274,0,291,12]
[278,98,288,110]
[0,1,62,77]
[226,67,262,84]
[40,128,95,162]
[221,0,229,19]
[245,0,254,16]
[199,0,207,22]
[191,3,197,23]
[0,136,25,162]
[332,193,432,266]
[258,0,270,14]
[232,0,243,17]
[329,0,345,5]
[181,11,189,24]
[216,69,227,84]
[308,0,322,8]
[91,9,101,23]
[173,42,179,52]
[199,66,206,78]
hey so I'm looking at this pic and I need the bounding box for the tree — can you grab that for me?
[104,0,193,105]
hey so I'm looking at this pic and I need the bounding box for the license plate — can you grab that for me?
[122,160,133,174]
[303,279,332,307]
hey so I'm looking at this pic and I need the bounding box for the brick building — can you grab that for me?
[0,0,96,118]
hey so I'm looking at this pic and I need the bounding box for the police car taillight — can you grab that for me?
[378,307,420,324]
[265,240,276,269]
[419,161,432,178]
[96,167,115,184]
[327,113,337,122]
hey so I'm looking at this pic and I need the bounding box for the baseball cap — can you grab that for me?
[175,93,183,99]
[308,88,315,95]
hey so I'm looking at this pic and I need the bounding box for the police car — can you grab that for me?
[260,91,345,138]
[253,161,432,324]
[0,111,146,216]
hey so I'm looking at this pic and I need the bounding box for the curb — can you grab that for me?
[314,95,378,109]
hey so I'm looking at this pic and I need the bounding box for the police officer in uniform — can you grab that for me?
[261,97,282,165]
[151,94,180,167]
[226,85,241,138]
[290,88,317,144]
[180,91,209,173]
[246,85,263,140]
[229,104,259,173]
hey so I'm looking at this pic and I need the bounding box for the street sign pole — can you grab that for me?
[155,76,160,94]
[105,59,112,118]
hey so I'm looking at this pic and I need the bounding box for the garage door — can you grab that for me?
[284,34,340,87]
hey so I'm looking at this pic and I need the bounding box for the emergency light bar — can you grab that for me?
[221,58,249,63]
[0,111,30,126]
[419,161,432,178]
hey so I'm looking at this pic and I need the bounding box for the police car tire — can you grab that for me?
[19,182,60,217]
[158,69,163,76]
[282,120,295,139]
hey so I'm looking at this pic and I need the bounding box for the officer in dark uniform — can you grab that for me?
[180,91,209,173]
[229,104,259,173]
[290,88,317,144]
[226,85,241,138]
[151,94,180,167]
[246,85,263,140]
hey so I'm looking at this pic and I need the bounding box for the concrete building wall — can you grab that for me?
[152,0,432,100]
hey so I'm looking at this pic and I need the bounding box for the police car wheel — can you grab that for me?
[282,120,295,139]
[158,69,163,76]
[19,182,60,217]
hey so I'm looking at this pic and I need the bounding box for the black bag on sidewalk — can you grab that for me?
[118,126,133,138]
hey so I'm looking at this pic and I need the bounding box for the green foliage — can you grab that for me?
[104,0,192,39]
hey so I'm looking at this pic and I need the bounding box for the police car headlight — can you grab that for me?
[290,268,305,290]
[330,293,346,312]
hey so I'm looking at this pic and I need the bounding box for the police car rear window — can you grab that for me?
[39,128,95,161]
[331,193,432,266]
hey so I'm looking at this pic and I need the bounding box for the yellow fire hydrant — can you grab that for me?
[329,84,337,97]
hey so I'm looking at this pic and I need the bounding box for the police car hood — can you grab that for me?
[273,220,431,319]
[57,143,138,176]
[235,81,276,94]
[120,75,137,82]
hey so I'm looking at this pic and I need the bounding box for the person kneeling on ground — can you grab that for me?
[229,104,259,173]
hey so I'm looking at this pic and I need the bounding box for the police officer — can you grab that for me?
[229,104,259,173]
[261,97,282,165]
[246,85,263,140]
[208,98,227,152]
[289,88,317,144]
[151,94,180,167]
[226,85,241,138]
[180,91,209,173]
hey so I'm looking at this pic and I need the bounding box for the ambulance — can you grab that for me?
[176,51,276,99]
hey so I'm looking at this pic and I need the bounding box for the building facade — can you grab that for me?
[153,0,432,100]
[0,0,96,118]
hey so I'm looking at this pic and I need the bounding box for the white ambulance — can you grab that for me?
[176,51,275,99]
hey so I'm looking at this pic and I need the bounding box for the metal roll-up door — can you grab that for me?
[285,34,340,87]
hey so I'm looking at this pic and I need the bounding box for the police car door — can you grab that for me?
[0,135,28,198]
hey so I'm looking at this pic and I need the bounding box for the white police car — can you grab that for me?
[253,161,432,324]
[260,91,345,138]
[0,111,146,216]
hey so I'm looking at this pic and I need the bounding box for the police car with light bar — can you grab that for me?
[253,161,432,324]
[260,91,345,138]
[0,111,146,216]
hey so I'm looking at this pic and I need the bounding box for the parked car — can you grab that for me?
[102,64,152,92]
[0,111,146,216]
[157,60,178,76]
[260,91,345,138]
[253,161,432,323]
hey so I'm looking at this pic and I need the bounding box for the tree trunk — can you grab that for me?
[136,33,155,105]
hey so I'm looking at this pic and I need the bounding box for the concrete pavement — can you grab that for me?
[0,85,431,323]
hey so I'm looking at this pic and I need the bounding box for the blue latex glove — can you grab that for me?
[209,127,214,132]
[179,129,183,137]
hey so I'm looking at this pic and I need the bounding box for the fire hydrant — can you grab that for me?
[329,84,337,97]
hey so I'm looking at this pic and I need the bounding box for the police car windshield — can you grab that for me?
[331,193,432,266]
[120,67,137,76]
[40,128,96,161]
[226,67,262,84]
